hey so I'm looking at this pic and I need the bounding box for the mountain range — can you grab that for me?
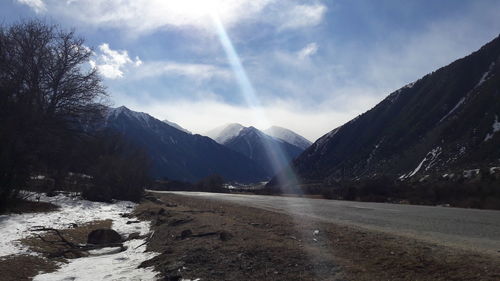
[104,108,311,183]
[272,34,500,186]
[105,107,267,183]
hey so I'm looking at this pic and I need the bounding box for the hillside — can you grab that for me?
[281,34,500,185]
[223,126,304,177]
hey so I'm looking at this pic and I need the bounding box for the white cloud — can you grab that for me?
[19,0,327,35]
[276,4,327,30]
[16,0,46,13]
[297,42,318,59]
[134,61,231,81]
[90,43,141,79]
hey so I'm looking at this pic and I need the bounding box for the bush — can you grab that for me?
[82,132,151,202]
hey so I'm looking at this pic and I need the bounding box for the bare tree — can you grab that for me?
[0,20,107,209]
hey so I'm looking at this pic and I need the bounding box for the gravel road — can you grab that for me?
[150,191,500,255]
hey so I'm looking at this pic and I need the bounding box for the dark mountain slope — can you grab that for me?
[284,34,500,184]
[224,127,304,177]
[105,107,267,183]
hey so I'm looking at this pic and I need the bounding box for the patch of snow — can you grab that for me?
[366,140,383,165]
[404,147,442,178]
[163,120,191,134]
[463,169,480,179]
[439,97,465,123]
[33,238,158,281]
[475,61,495,88]
[205,123,245,144]
[0,192,160,280]
[264,126,312,150]
[490,167,500,174]
[0,192,150,257]
[386,82,415,103]
[484,115,500,142]
[419,175,430,182]
[107,106,153,128]
[408,158,426,178]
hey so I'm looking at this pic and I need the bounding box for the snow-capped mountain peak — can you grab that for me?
[264,126,312,150]
[163,119,191,134]
[205,123,245,144]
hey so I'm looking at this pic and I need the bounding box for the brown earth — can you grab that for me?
[0,199,59,215]
[139,192,500,281]
[0,220,114,281]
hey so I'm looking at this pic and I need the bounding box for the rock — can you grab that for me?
[157,208,166,215]
[127,232,142,240]
[164,275,182,281]
[219,231,233,241]
[87,229,122,245]
[180,229,192,239]
[126,220,141,224]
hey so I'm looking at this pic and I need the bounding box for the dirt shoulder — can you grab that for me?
[140,192,500,281]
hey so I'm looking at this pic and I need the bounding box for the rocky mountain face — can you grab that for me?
[282,34,500,185]
[206,124,306,177]
[105,107,267,183]
[223,126,304,177]
[264,126,312,150]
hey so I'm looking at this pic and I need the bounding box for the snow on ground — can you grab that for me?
[484,115,500,142]
[439,97,465,123]
[401,147,442,179]
[0,192,160,281]
[33,238,158,281]
[0,192,149,257]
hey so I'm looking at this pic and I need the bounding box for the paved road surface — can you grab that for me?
[150,191,500,255]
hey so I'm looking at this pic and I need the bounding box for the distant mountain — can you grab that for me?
[273,34,500,185]
[163,119,191,134]
[205,123,244,144]
[264,126,312,150]
[105,106,267,183]
[212,125,304,177]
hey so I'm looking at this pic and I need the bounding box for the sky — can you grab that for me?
[2,0,500,141]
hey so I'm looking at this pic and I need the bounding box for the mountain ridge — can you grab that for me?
[272,34,500,185]
[105,106,267,183]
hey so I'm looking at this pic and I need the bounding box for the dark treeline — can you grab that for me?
[151,174,227,193]
[265,171,500,210]
[0,20,150,210]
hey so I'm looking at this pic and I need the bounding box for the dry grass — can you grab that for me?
[141,193,500,281]
[21,220,113,259]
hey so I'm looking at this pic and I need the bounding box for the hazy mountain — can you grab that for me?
[274,34,500,185]
[163,119,191,134]
[105,106,267,183]
[223,126,304,177]
[264,126,312,150]
[205,123,245,144]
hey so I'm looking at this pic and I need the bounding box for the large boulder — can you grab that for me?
[87,229,122,245]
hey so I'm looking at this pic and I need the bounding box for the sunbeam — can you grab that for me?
[210,11,298,186]
[210,9,335,278]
